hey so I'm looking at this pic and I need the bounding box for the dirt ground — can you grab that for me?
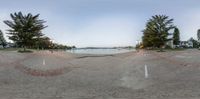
[0,49,200,99]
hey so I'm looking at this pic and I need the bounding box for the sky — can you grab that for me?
[0,0,200,47]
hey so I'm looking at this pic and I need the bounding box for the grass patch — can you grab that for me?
[157,50,166,52]
[165,48,187,51]
[0,48,38,52]
[0,48,21,51]
[145,48,186,52]
[18,50,33,53]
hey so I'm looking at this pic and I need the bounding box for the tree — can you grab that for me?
[197,29,200,41]
[4,12,47,51]
[38,36,51,49]
[142,29,154,48]
[173,27,180,45]
[189,37,199,48]
[142,15,175,50]
[0,30,7,48]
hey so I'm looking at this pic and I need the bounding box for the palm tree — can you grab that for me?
[143,15,175,51]
[4,12,47,51]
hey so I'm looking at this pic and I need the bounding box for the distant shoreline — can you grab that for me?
[66,47,135,55]
[74,46,135,49]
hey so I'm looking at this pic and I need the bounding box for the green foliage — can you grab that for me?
[51,43,75,50]
[18,49,33,53]
[36,36,52,49]
[197,29,200,41]
[189,37,199,48]
[173,27,180,45]
[4,12,47,51]
[0,30,7,48]
[142,15,175,49]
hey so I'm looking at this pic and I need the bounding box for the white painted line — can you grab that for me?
[43,59,46,66]
[145,65,148,78]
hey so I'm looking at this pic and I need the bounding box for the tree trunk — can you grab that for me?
[159,45,164,52]
[37,46,39,50]
[159,47,163,52]
[23,46,26,51]
[2,45,5,49]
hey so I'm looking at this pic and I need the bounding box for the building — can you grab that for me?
[166,39,174,48]
[179,40,193,48]
[166,38,194,48]
[165,33,175,48]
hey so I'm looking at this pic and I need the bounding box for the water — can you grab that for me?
[66,48,135,54]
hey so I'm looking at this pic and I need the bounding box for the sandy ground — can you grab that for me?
[1,49,200,99]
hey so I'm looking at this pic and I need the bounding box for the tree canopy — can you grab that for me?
[189,37,199,48]
[173,27,180,45]
[142,15,175,49]
[0,30,7,48]
[197,29,200,41]
[4,12,47,51]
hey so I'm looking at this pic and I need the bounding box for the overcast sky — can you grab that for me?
[0,0,200,47]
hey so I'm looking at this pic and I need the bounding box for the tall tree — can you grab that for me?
[173,27,180,45]
[0,30,7,48]
[197,29,200,41]
[4,12,47,51]
[142,15,175,50]
[189,37,199,48]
